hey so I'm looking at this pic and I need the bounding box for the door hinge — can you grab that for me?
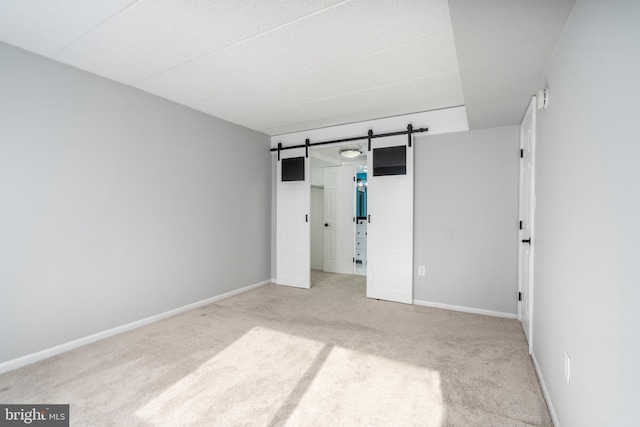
[519,220,523,230]
[367,214,371,223]
[305,214,308,223]
[353,257,355,263]
[520,149,524,158]
[353,217,355,222]
[518,292,522,301]
[353,176,355,182]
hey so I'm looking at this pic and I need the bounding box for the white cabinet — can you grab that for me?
[356,220,367,263]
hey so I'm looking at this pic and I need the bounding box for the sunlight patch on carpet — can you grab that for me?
[135,326,444,426]
[135,327,326,425]
[284,345,445,426]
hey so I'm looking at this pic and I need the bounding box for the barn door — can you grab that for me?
[367,134,413,304]
[276,148,310,289]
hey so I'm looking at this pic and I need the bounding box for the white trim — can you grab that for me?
[532,352,560,427]
[0,280,272,375]
[413,299,517,319]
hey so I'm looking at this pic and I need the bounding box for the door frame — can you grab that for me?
[309,142,365,277]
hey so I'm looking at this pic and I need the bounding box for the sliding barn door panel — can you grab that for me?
[367,135,413,304]
[276,148,310,289]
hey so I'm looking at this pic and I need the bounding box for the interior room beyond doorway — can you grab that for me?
[310,143,367,277]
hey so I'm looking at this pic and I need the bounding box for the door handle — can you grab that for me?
[522,238,531,245]
[324,223,329,227]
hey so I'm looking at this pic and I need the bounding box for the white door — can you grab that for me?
[276,148,310,289]
[367,134,413,304]
[324,165,355,274]
[518,96,536,349]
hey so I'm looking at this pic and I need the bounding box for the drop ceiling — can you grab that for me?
[0,0,574,136]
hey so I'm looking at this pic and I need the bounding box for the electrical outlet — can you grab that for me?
[564,351,571,384]
[418,266,426,276]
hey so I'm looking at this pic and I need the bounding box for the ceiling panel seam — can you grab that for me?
[259,104,466,135]
[52,0,141,57]
[233,70,461,119]
[188,32,454,106]
[130,0,351,86]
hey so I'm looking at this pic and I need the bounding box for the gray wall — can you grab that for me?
[413,126,520,314]
[0,43,272,363]
[533,1,639,425]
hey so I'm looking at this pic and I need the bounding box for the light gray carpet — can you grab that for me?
[0,271,551,426]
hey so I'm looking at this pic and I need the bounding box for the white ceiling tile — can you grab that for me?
[260,101,433,136]
[54,0,345,84]
[0,1,574,135]
[134,0,451,104]
[192,34,458,118]
[226,71,464,133]
[0,0,136,56]
[262,99,454,136]
[0,0,491,136]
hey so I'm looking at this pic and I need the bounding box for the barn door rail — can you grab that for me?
[271,124,428,158]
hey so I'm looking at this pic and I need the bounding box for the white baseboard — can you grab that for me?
[531,352,560,427]
[0,280,272,375]
[412,299,517,319]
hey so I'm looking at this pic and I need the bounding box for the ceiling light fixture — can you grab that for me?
[339,148,362,158]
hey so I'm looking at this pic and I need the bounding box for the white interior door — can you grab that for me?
[367,134,413,304]
[323,165,355,274]
[310,187,324,270]
[518,96,536,349]
[276,148,310,289]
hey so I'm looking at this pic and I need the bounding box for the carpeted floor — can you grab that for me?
[0,271,552,426]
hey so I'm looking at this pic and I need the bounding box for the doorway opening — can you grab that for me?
[275,128,416,303]
[355,165,367,276]
[310,144,367,278]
